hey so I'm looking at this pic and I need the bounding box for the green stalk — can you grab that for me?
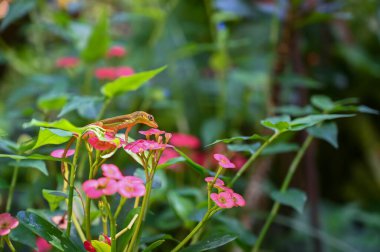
[66,138,82,237]
[114,197,127,219]
[102,197,116,252]
[5,162,19,212]
[3,236,15,252]
[125,179,153,252]
[252,135,313,252]
[171,207,218,252]
[229,132,281,186]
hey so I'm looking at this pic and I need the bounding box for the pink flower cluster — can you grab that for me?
[0,213,19,236]
[205,177,246,208]
[124,128,172,154]
[213,154,236,169]
[95,66,134,80]
[82,164,145,199]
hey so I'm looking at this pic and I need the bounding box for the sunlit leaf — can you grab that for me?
[9,160,48,176]
[17,210,85,251]
[261,115,291,133]
[271,188,307,213]
[81,12,109,62]
[33,128,72,150]
[307,122,338,148]
[101,66,166,98]
[24,119,83,134]
[206,134,266,147]
[42,189,67,211]
[290,114,354,131]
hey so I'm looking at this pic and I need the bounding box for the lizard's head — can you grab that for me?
[133,111,158,128]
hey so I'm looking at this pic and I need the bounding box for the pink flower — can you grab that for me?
[51,215,67,230]
[122,176,144,184]
[86,131,122,151]
[35,237,52,252]
[214,184,234,193]
[50,149,75,158]
[213,154,236,168]
[95,67,116,80]
[204,177,224,186]
[118,178,146,198]
[139,128,165,137]
[124,139,165,154]
[107,45,126,58]
[102,164,123,180]
[231,192,246,207]
[56,57,79,68]
[82,178,118,199]
[210,192,235,208]
[115,67,134,77]
[170,133,201,149]
[0,213,19,236]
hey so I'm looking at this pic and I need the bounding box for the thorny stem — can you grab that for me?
[252,135,314,252]
[229,132,281,186]
[171,206,218,252]
[66,137,82,237]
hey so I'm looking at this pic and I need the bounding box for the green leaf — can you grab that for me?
[91,240,111,252]
[181,233,237,252]
[24,119,83,134]
[173,147,210,175]
[307,122,338,148]
[101,66,166,98]
[17,210,85,251]
[201,118,225,145]
[142,240,165,252]
[33,128,72,150]
[0,153,70,163]
[311,95,335,111]
[10,223,37,249]
[215,216,256,246]
[279,74,322,89]
[227,143,260,154]
[275,105,314,116]
[290,114,354,131]
[270,188,307,213]
[81,12,110,62]
[42,189,67,211]
[9,160,48,176]
[58,96,103,119]
[206,134,266,147]
[357,105,379,115]
[157,156,186,169]
[262,143,299,155]
[37,94,68,112]
[0,0,36,31]
[260,115,291,133]
[167,191,194,225]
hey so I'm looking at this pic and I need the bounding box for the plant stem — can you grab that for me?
[3,235,15,252]
[66,138,82,237]
[252,135,313,252]
[97,98,111,120]
[5,163,19,212]
[72,213,86,242]
[171,207,217,252]
[125,179,153,252]
[229,132,281,186]
[102,197,117,252]
[114,197,127,219]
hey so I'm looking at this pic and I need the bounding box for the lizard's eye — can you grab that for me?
[148,115,154,121]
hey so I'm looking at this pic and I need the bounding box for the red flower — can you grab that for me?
[35,237,52,252]
[56,57,79,68]
[107,45,126,58]
[170,133,201,149]
[115,66,134,77]
[95,67,117,80]
[84,241,96,252]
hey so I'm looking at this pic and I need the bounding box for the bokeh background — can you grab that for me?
[0,0,379,251]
